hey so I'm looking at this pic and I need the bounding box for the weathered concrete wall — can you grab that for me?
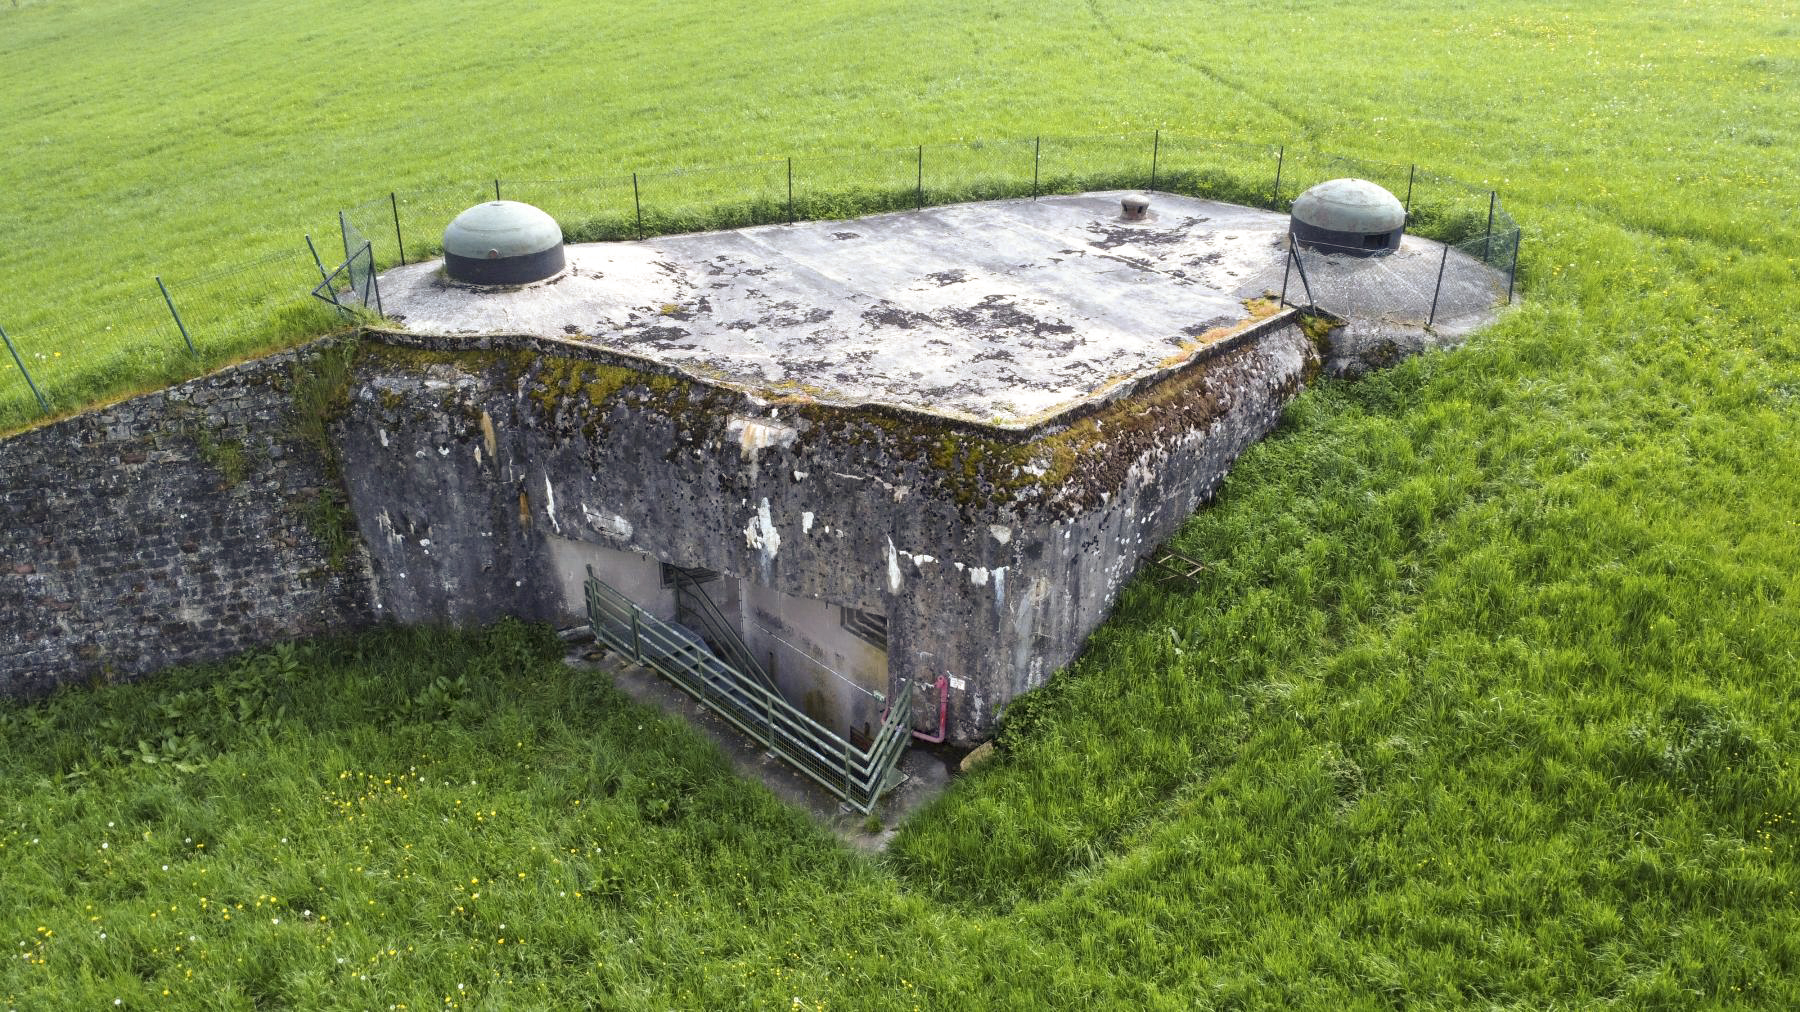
[0,340,376,696]
[0,314,1309,741]
[340,319,1314,744]
[739,582,889,742]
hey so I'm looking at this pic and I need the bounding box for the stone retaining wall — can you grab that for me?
[0,340,375,695]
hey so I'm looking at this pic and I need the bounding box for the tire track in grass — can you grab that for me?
[1080,0,1316,137]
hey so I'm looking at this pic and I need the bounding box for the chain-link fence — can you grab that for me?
[1276,180,1520,335]
[342,133,1515,278]
[0,246,341,433]
[4,133,1523,434]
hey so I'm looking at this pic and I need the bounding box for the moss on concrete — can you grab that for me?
[356,324,1301,519]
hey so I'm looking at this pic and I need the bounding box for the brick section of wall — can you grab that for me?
[0,339,375,696]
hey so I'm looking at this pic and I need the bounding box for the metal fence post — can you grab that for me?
[915,144,923,210]
[1149,129,1160,192]
[1507,230,1521,304]
[1426,242,1451,328]
[338,211,353,266]
[1483,190,1496,264]
[1270,145,1284,207]
[369,246,385,317]
[1032,136,1040,201]
[1279,235,1294,306]
[0,323,50,415]
[630,606,642,661]
[1404,164,1416,218]
[494,178,502,201]
[390,193,406,266]
[155,276,198,360]
[305,234,331,286]
[632,173,643,238]
[1289,240,1315,311]
[787,157,794,224]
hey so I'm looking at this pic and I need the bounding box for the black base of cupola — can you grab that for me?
[445,245,567,285]
[1291,220,1401,257]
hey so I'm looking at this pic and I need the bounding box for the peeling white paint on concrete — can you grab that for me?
[948,675,967,692]
[801,511,815,534]
[543,475,561,534]
[993,566,1007,607]
[886,536,903,593]
[728,416,798,456]
[970,566,989,587]
[743,498,782,562]
[580,503,633,541]
[989,524,1012,545]
[793,469,808,481]
[379,428,389,448]
[376,508,404,545]
[912,554,936,569]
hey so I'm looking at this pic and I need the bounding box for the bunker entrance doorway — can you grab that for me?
[585,567,910,813]
[661,564,778,697]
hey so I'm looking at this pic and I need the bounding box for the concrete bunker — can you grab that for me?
[348,191,1509,771]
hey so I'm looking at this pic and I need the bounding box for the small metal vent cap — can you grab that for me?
[1290,178,1405,234]
[442,200,565,285]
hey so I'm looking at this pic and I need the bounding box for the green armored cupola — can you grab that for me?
[442,200,566,285]
[1289,178,1406,256]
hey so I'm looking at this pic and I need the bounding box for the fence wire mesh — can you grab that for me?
[795,146,923,220]
[1153,135,1283,209]
[5,132,1525,434]
[921,138,1037,205]
[636,159,791,235]
[1036,134,1154,196]
[503,177,637,243]
[1282,222,1520,331]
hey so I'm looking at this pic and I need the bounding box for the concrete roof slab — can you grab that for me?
[376,191,1503,423]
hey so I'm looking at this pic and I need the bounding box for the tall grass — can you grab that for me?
[3,0,1799,1004]
[0,626,948,1009]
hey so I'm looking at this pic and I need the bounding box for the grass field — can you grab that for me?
[4,0,1800,1006]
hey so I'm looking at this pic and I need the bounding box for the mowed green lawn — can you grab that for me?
[4,0,1800,1006]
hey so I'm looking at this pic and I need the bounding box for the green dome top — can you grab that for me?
[1290,179,1405,234]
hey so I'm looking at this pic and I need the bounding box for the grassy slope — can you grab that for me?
[3,0,1799,1006]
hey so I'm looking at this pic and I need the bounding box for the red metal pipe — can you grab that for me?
[911,675,950,744]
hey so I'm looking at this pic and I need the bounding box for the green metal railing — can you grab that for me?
[668,569,778,696]
[585,567,910,813]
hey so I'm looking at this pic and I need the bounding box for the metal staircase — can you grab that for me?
[666,567,778,696]
[586,567,910,814]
